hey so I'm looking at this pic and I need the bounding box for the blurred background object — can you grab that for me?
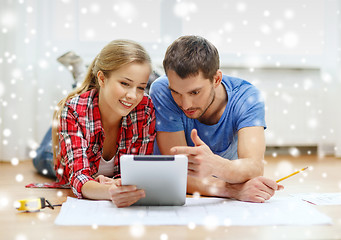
[57,51,86,88]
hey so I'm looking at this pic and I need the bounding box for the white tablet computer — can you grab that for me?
[120,155,188,206]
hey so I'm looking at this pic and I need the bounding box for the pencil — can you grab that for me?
[276,167,308,183]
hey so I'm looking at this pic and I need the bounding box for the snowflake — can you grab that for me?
[0,196,9,209]
[15,234,27,240]
[16,174,24,182]
[28,150,37,158]
[236,2,247,12]
[129,223,145,237]
[307,118,318,129]
[276,160,293,177]
[173,2,197,18]
[187,222,196,230]
[264,10,270,17]
[11,157,19,166]
[283,32,299,48]
[289,147,300,157]
[113,2,137,20]
[204,215,218,231]
[1,10,17,28]
[160,233,168,240]
[284,9,295,19]
[3,128,11,137]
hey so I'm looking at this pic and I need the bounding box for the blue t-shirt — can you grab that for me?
[149,74,266,160]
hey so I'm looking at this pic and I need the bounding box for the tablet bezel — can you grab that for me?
[120,154,188,206]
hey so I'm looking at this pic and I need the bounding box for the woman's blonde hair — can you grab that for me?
[52,39,151,163]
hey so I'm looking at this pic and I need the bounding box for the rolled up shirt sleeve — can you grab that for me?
[58,105,96,198]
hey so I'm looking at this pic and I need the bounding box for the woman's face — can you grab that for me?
[98,62,151,118]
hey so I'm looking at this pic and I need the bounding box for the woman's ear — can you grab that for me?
[97,71,106,87]
[213,70,222,88]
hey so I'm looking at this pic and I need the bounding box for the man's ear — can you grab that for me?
[97,71,106,87]
[213,70,222,88]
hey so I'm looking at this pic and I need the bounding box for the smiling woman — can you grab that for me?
[97,62,151,119]
[31,39,156,208]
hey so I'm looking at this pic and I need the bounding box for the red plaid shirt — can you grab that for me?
[55,89,156,198]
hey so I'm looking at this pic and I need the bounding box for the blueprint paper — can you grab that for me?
[55,197,332,226]
[292,192,341,205]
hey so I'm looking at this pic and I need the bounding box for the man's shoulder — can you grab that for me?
[222,74,259,95]
[222,74,252,88]
[150,75,169,93]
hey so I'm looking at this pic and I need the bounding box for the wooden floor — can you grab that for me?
[1,155,340,240]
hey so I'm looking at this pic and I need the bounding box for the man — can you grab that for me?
[150,35,283,203]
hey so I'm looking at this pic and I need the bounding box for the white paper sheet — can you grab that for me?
[54,197,332,226]
[292,192,341,205]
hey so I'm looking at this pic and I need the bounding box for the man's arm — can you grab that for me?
[170,127,264,184]
[186,175,283,203]
[214,126,265,183]
[157,129,282,201]
[156,131,187,155]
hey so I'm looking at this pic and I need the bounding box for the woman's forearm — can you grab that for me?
[81,180,111,200]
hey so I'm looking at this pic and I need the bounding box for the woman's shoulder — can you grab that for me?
[64,89,99,116]
[122,94,154,128]
[125,94,154,123]
[67,89,97,105]
[136,94,154,111]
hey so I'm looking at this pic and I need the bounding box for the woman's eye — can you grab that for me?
[138,87,145,91]
[121,82,129,86]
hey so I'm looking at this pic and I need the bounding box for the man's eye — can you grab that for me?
[138,87,145,91]
[191,91,199,95]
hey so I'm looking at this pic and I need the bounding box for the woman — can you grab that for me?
[52,39,155,207]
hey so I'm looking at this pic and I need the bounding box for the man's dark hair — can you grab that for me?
[163,35,220,81]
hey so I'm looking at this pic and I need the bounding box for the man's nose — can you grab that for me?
[180,96,192,110]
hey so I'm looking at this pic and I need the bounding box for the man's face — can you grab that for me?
[167,70,215,120]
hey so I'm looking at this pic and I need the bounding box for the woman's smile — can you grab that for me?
[119,100,133,108]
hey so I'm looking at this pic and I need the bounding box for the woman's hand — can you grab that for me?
[95,175,116,185]
[108,179,145,208]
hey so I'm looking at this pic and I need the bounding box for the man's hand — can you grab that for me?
[227,176,284,203]
[171,129,218,178]
[108,179,145,208]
